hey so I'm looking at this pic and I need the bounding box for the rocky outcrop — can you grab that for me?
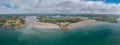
[3,19,25,29]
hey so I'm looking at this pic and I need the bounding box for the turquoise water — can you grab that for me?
[0,23,120,45]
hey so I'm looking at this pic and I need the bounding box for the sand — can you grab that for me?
[31,21,59,29]
[31,19,101,29]
[67,19,101,28]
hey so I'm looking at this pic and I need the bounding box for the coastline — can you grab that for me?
[31,21,59,29]
[67,19,101,28]
[31,19,101,29]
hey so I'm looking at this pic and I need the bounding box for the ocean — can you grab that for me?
[0,16,120,45]
[0,23,120,45]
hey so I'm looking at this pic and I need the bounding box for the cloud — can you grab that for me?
[0,0,120,14]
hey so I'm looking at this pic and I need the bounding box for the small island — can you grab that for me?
[0,16,25,29]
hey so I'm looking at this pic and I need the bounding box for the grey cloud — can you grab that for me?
[0,0,120,14]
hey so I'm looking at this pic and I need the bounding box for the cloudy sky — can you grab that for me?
[0,0,120,14]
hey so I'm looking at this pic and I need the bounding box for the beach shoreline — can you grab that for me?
[31,19,101,29]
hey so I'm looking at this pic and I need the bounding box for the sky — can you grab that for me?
[105,0,120,3]
[0,0,120,14]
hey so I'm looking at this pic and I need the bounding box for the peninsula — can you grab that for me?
[31,15,118,30]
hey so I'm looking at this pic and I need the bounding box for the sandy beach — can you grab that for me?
[67,19,101,28]
[31,19,101,29]
[31,21,59,29]
[25,16,101,29]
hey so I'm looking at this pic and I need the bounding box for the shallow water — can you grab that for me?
[0,23,120,45]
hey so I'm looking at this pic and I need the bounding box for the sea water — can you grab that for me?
[0,23,120,45]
